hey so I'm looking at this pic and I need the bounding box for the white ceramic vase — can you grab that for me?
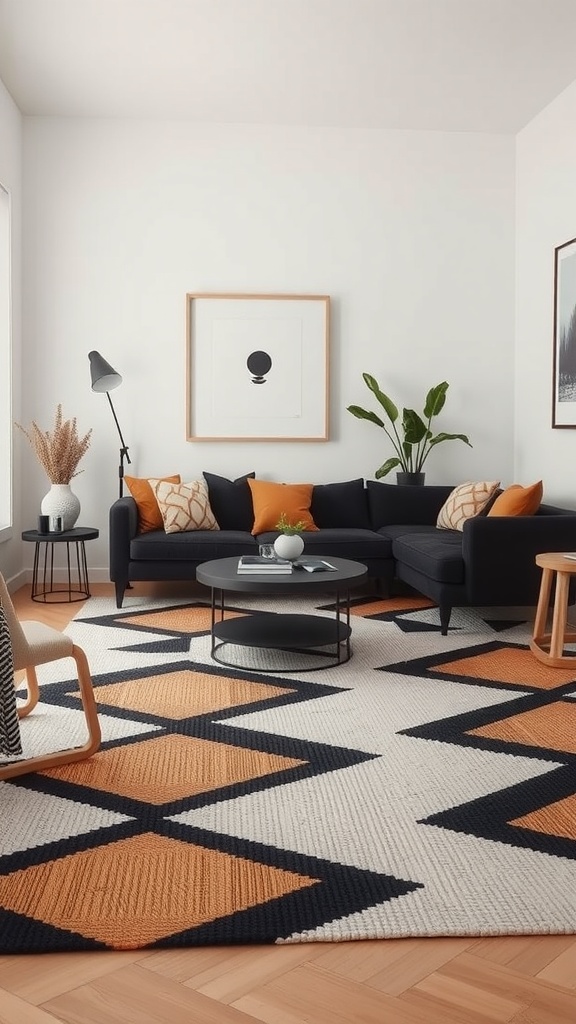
[41,483,81,531]
[273,533,304,561]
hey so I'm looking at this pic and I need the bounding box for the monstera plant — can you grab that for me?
[347,375,472,482]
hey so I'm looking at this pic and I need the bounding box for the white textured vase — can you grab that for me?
[41,484,81,531]
[273,533,304,561]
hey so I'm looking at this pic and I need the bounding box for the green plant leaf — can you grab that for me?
[347,405,385,428]
[402,409,427,444]
[363,374,399,423]
[428,432,472,448]
[423,382,448,419]
[399,440,413,470]
[375,457,401,478]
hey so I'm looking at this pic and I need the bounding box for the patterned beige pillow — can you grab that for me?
[436,480,500,531]
[153,479,220,533]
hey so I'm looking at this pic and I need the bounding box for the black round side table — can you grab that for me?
[21,527,99,603]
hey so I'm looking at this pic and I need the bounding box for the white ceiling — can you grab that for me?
[1,0,576,132]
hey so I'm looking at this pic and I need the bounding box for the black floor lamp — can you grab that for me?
[88,351,131,499]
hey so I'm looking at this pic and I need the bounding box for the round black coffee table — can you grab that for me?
[196,556,368,672]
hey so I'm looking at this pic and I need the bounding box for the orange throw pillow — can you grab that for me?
[125,474,181,532]
[487,481,543,517]
[247,479,318,535]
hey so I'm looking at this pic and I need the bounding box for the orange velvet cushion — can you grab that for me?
[247,479,318,535]
[487,481,543,517]
[125,474,181,532]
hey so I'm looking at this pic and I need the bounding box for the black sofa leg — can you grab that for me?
[115,581,126,608]
[439,604,451,635]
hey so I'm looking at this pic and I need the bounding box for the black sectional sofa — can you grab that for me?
[109,476,576,633]
[109,477,395,608]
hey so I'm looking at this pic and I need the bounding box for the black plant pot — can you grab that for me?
[396,472,425,486]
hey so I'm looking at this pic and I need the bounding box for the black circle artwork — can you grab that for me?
[247,350,272,384]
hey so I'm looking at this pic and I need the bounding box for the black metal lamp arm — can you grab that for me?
[107,392,131,498]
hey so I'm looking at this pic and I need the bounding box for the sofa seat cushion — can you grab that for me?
[392,528,464,584]
[130,530,258,562]
[377,523,443,541]
[256,528,393,561]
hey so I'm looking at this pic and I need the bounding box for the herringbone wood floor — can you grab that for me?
[1,582,575,1024]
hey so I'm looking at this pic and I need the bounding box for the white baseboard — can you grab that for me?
[7,569,29,593]
[19,566,112,585]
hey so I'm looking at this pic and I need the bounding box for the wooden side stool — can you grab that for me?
[530,552,576,667]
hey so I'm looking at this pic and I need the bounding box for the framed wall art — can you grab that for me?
[552,236,576,428]
[186,293,330,441]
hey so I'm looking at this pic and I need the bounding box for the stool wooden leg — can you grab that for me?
[532,568,553,642]
[550,571,570,661]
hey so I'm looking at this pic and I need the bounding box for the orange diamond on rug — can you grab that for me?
[509,793,576,841]
[0,833,319,949]
[432,647,576,689]
[350,595,435,617]
[95,671,295,718]
[43,734,306,802]
[119,605,245,633]
[467,702,576,755]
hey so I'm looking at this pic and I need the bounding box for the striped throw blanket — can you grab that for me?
[0,605,22,758]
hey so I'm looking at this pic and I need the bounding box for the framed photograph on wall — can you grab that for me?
[553,236,576,427]
[186,293,330,441]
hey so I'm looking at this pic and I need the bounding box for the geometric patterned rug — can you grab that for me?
[1,588,576,953]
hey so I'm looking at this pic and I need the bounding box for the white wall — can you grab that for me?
[0,77,22,586]
[516,82,576,509]
[21,119,516,575]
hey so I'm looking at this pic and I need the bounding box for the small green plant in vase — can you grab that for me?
[275,512,306,535]
[274,512,306,560]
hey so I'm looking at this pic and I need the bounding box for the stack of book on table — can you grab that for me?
[237,555,293,574]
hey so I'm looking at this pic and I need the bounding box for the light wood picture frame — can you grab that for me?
[186,293,330,441]
[552,236,576,428]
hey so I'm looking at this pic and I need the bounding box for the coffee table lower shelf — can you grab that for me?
[211,612,352,672]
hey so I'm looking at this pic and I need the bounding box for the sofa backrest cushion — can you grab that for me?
[536,502,576,516]
[311,478,370,529]
[367,480,454,529]
[203,471,255,531]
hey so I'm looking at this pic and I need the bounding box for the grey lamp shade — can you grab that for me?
[89,350,122,393]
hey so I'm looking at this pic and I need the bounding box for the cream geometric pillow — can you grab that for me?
[436,480,500,532]
[153,479,220,534]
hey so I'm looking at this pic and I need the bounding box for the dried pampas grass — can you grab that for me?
[16,405,92,484]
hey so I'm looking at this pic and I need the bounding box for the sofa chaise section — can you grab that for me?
[367,481,576,633]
